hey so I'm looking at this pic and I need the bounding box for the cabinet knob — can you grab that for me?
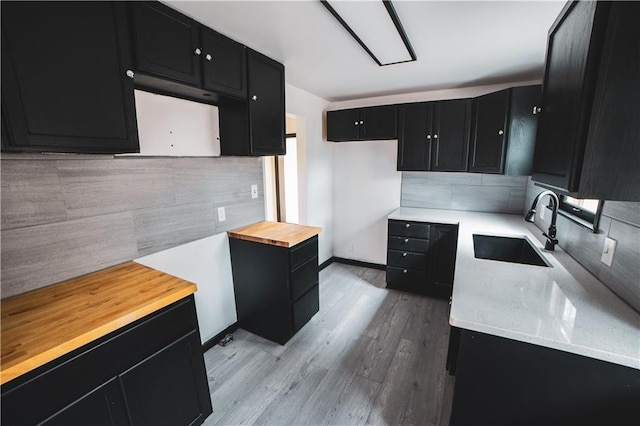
[125,69,134,79]
[354,121,359,126]
[195,48,202,55]
[206,54,212,61]
[498,130,504,135]
[403,269,408,274]
[434,134,438,139]
[533,106,542,115]
[404,238,409,243]
[360,121,364,125]
[402,252,408,257]
[426,134,431,139]
[252,95,258,101]
[405,224,410,228]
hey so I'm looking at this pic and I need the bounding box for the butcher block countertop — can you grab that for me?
[1,261,196,385]
[227,221,322,248]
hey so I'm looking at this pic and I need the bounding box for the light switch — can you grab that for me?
[217,206,226,222]
[601,237,616,267]
[251,184,258,199]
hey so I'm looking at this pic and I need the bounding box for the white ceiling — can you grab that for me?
[166,0,565,102]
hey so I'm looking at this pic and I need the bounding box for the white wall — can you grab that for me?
[286,84,333,263]
[333,140,402,264]
[329,80,541,264]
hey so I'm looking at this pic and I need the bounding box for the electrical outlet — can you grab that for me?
[217,206,226,222]
[348,244,354,253]
[601,237,617,267]
[251,184,258,199]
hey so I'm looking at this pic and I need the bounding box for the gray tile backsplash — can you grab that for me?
[401,172,527,213]
[525,177,640,313]
[1,156,264,299]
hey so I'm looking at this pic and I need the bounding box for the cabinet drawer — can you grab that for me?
[292,286,319,333]
[388,220,430,238]
[388,236,430,253]
[386,266,427,286]
[290,236,318,269]
[387,250,429,271]
[290,256,319,301]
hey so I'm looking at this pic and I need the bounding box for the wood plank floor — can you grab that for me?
[203,263,455,425]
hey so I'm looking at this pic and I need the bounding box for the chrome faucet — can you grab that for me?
[524,190,559,251]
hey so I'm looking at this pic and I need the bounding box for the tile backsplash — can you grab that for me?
[1,156,264,299]
[525,178,640,313]
[401,172,527,213]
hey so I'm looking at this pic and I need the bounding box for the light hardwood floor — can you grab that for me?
[203,263,455,425]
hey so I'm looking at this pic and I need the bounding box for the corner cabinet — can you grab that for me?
[1,1,139,154]
[533,1,640,201]
[327,105,397,142]
[386,219,458,298]
[397,99,471,172]
[1,296,212,426]
[219,49,285,156]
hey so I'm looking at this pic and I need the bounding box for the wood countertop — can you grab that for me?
[227,221,322,248]
[1,261,197,385]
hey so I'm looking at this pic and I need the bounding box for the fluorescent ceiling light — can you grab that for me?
[322,0,416,66]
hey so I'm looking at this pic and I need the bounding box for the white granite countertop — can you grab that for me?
[388,207,640,370]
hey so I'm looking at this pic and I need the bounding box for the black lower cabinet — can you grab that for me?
[229,235,319,345]
[450,330,640,425]
[386,220,458,298]
[0,296,212,426]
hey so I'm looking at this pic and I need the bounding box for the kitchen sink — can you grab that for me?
[472,234,548,267]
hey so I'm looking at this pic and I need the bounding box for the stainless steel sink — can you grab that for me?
[472,234,548,267]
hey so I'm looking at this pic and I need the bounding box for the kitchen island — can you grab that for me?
[389,207,640,424]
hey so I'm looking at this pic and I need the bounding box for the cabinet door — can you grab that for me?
[361,105,397,140]
[397,103,433,171]
[532,1,603,191]
[327,109,360,141]
[201,27,247,98]
[505,85,541,176]
[40,379,128,426]
[430,225,458,292]
[469,89,511,174]
[247,49,285,155]
[120,332,212,426]
[432,99,472,171]
[1,2,138,154]
[131,2,201,86]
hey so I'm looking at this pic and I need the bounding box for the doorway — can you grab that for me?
[263,114,300,223]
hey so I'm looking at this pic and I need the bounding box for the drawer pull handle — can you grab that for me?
[403,269,408,274]
[404,238,409,243]
[405,224,410,228]
[402,252,408,257]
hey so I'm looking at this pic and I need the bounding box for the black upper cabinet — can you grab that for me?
[201,27,247,98]
[397,99,471,172]
[1,1,139,154]
[533,1,639,200]
[432,99,472,172]
[468,89,511,174]
[327,106,397,141]
[247,49,286,155]
[219,49,285,156]
[132,2,201,86]
[327,109,360,142]
[397,103,432,170]
[504,85,542,176]
[131,1,247,100]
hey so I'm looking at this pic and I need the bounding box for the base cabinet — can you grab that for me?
[450,330,640,425]
[386,220,458,297]
[229,235,319,345]
[0,296,212,426]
